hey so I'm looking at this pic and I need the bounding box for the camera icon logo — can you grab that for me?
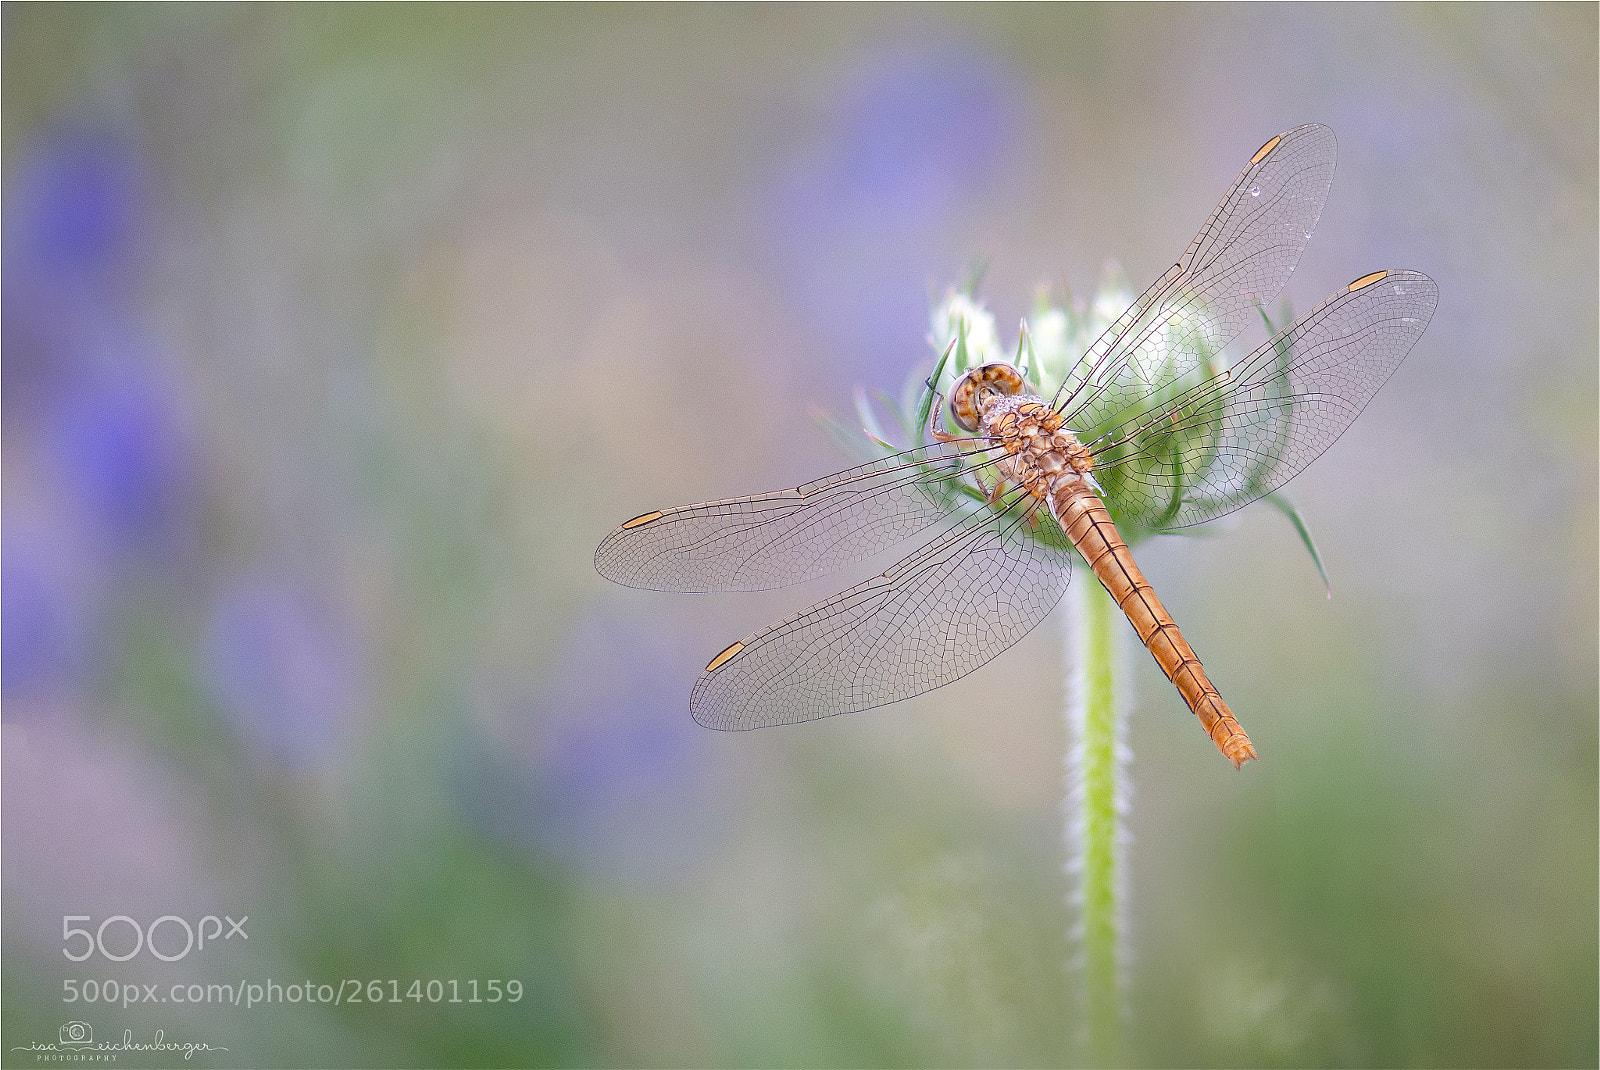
[59,1021,93,1047]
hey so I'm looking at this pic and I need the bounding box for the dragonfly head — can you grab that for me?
[949,362,1029,432]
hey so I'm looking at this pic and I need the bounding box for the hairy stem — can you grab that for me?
[1064,570,1130,1065]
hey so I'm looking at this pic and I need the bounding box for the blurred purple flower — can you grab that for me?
[3,123,146,421]
[461,604,724,882]
[3,120,196,558]
[790,53,1017,231]
[44,364,197,556]
[201,580,363,766]
[765,47,1025,386]
[6,123,144,275]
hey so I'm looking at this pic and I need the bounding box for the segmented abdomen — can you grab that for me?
[1051,486,1258,768]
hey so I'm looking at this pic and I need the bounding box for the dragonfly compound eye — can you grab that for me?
[948,362,1028,432]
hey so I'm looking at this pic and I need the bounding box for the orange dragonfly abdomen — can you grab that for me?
[974,391,1258,767]
[1052,487,1258,768]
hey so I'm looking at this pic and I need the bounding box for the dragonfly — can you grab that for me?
[595,124,1437,767]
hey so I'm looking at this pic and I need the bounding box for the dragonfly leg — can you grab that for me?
[971,465,992,498]
[926,390,996,447]
[970,466,1010,507]
[927,389,959,443]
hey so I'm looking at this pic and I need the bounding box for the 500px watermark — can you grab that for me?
[64,977,524,1008]
[62,915,246,963]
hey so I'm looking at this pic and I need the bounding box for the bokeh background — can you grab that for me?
[3,5,1595,1067]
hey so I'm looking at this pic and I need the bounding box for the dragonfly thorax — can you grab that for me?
[979,395,1096,506]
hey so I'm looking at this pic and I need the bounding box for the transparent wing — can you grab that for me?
[1091,270,1438,530]
[691,490,1076,729]
[594,440,1007,592]
[1054,124,1338,440]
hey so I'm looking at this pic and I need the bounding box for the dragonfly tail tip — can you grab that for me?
[1224,738,1260,769]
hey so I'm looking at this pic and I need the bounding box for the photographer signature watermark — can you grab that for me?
[10,1020,228,1062]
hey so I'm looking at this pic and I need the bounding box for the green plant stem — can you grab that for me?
[1065,570,1129,1065]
